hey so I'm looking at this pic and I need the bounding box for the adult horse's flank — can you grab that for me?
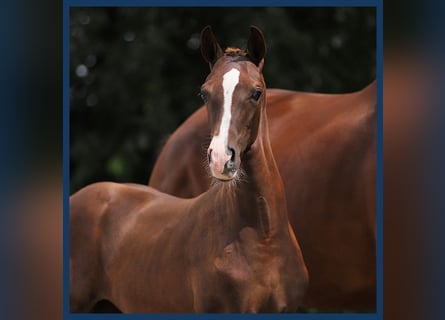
[70,26,308,313]
[149,58,376,309]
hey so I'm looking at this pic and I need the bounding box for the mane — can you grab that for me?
[224,47,247,57]
[223,47,251,64]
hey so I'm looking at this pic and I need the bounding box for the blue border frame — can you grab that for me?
[375,1,383,318]
[66,0,378,7]
[63,0,71,317]
[63,1,383,319]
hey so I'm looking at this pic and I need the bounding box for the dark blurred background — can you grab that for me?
[69,7,376,193]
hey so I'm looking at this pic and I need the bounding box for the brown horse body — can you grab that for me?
[149,82,376,310]
[70,26,308,313]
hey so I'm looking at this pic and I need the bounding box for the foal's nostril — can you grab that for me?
[224,148,236,173]
[208,149,212,164]
[228,147,235,162]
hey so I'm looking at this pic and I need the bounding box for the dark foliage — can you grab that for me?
[70,7,375,193]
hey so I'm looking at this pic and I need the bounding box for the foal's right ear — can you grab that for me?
[247,26,267,70]
[200,26,223,70]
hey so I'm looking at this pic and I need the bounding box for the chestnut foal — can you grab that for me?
[70,26,308,313]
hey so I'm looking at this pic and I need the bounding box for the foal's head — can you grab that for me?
[199,26,267,181]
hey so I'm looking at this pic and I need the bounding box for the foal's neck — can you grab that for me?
[241,106,283,192]
[237,104,288,237]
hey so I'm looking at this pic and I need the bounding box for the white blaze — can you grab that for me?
[208,68,240,179]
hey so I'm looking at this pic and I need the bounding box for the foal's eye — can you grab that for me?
[251,89,262,101]
[198,91,208,103]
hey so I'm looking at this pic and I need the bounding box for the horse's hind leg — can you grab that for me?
[69,258,101,313]
[69,212,105,312]
[69,222,106,313]
[70,185,111,312]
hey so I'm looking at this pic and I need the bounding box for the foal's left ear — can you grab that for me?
[201,25,224,70]
[247,26,267,70]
